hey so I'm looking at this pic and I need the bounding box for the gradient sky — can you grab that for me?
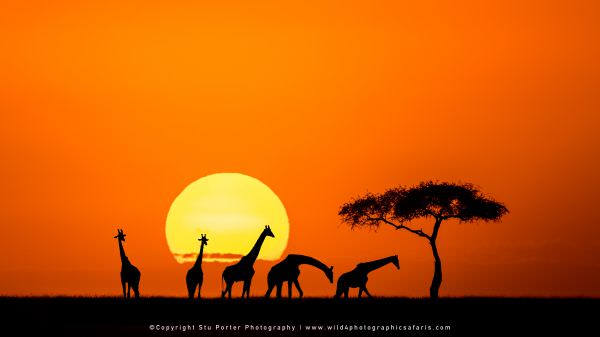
[0,0,599,297]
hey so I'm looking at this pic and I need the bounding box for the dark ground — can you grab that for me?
[0,297,597,336]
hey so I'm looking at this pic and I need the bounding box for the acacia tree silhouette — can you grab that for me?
[339,181,508,299]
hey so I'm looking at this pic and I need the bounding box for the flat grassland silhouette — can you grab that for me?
[1,296,596,336]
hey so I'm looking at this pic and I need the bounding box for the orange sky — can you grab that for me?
[0,0,599,297]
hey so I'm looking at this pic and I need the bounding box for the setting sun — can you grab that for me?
[165,173,289,264]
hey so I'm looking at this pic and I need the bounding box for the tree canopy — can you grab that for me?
[339,181,508,239]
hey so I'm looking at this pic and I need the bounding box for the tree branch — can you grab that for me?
[366,216,431,240]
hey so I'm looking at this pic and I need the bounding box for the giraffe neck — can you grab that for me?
[288,254,331,276]
[357,256,397,274]
[193,243,205,268]
[118,240,128,264]
[244,231,267,265]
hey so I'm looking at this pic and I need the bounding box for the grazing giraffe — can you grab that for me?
[186,234,209,300]
[334,255,399,298]
[114,229,141,299]
[221,226,275,298]
[265,254,334,299]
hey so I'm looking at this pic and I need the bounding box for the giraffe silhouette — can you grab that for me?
[265,254,333,299]
[186,234,209,300]
[334,255,399,298]
[221,226,274,299]
[114,229,141,299]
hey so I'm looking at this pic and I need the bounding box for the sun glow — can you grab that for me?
[165,173,289,263]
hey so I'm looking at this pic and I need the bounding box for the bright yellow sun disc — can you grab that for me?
[165,173,289,263]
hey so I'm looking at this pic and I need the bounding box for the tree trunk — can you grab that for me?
[429,239,442,299]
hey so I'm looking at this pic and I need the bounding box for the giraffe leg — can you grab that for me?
[358,288,363,298]
[243,279,252,298]
[276,283,282,298]
[334,284,343,298]
[293,279,304,299]
[127,284,131,299]
[222,281,231,299]
[221,284,226,299]
[287,281,293,299]
[187,282,195,300]
[225,282,233,299]
[121,280,127,299]
[344,289,349,299]
[362,285,372,298]
[132,270,140,299]
[265,284,274,298]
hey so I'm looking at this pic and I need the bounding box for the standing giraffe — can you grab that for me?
[186,234,209,300]
[265,254,334,299]
[221,226,275,298]
[334,255,399,298]
[114,229,141,299]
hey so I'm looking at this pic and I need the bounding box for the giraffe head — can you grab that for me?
[392,255,400,269]
[326,266,334,283]
[263,225,275,238]
[114,229,126,242]
[199,234,209,246]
